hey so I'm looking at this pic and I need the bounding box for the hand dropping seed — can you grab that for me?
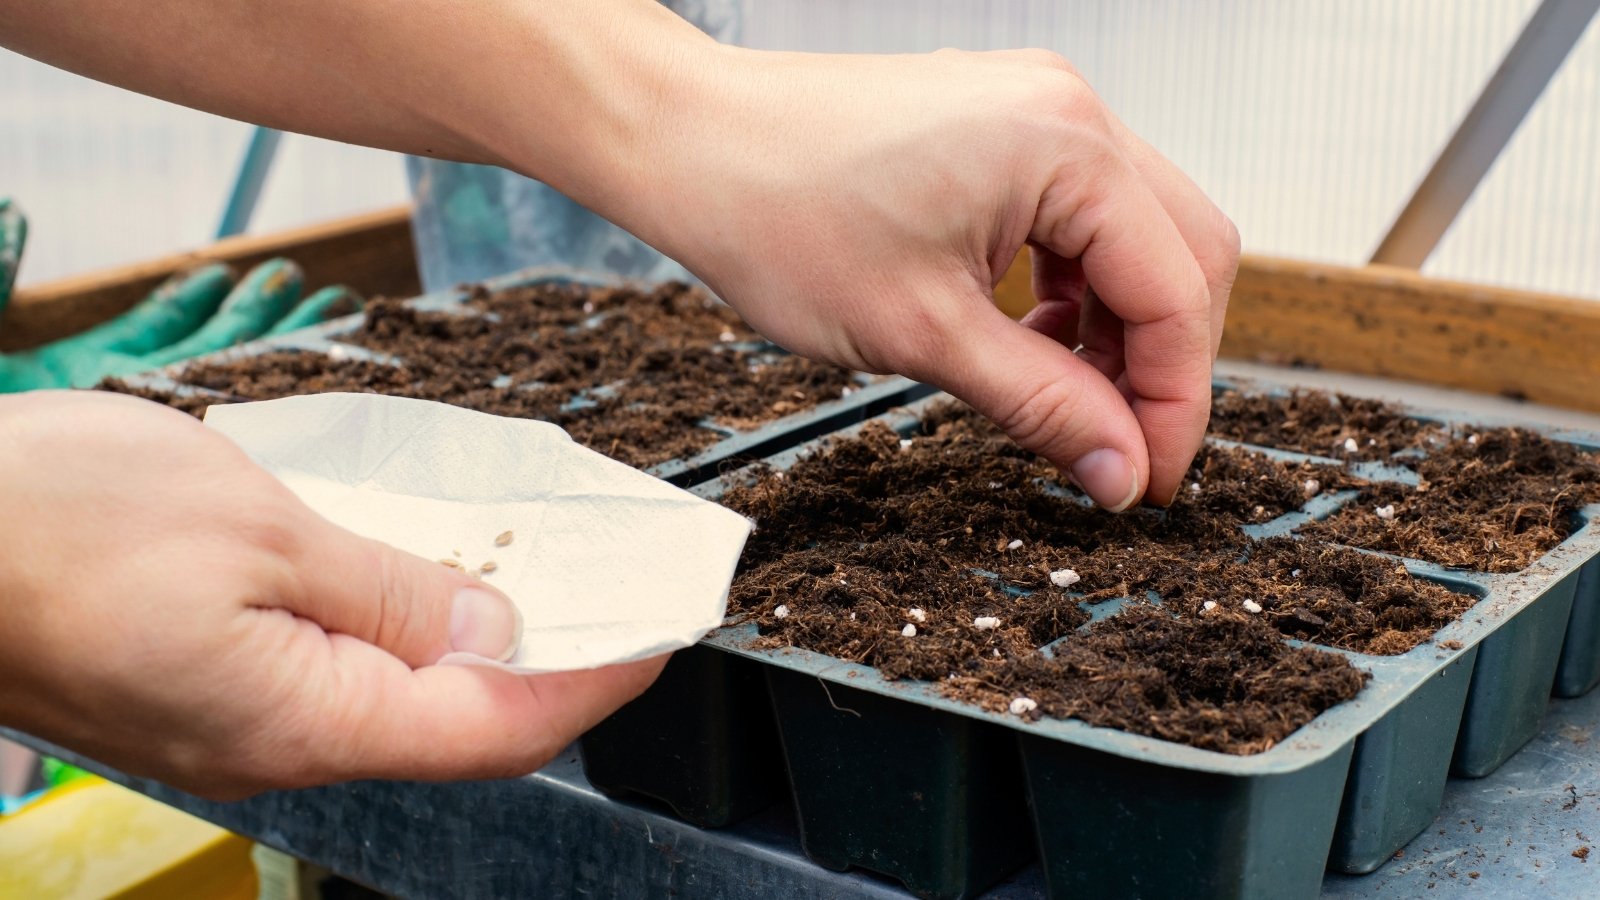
[495,530,514,547]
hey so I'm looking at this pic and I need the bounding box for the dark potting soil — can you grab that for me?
[956,604,1368,755]
[1209,387,1445,460]
[98,281,858,469]
[1300,427,1600,572]
[723,402,1392,753]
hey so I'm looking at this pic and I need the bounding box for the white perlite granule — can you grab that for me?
[1376,504,1397,521]
[1049,569,1081,588]
[1006,539,1023,550]
[973,616,1001,631]
[1202,600,1218,612]
[1242,599,1264,614]
[773,605,790,619]
[901,623,917,637]
[1009,697,1038,716]
[908,607,927,623]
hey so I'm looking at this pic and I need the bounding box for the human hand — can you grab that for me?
[0,391,665,799]
[612,46,1238,511]
[0,200,362,391]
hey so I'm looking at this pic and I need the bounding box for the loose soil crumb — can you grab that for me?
[724,401,1375,752]
[1301,428,1600,572]
[95,281,857,468]
[1209,387,1445,459]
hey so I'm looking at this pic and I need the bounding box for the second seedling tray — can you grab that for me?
[110,266,934,489]
[580,387,1600,899]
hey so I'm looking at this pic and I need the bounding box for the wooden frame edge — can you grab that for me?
[1,205,419,352]
[994,252,1600,413]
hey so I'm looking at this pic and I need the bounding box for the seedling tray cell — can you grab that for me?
[580,645,784,828]
[765,666,1035,899]
[1553,559,1600,697]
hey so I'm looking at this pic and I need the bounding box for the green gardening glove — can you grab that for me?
[0,198,363,392]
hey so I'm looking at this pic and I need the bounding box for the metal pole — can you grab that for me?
[216,127,284,239]
[1370,0,1600,268]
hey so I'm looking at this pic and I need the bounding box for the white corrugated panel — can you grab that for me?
[0,51,406,288]
[741,0,1597,299]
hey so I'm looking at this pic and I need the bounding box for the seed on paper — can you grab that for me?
[908,607,927,623]
[773,604,790,619]
[1049,569,1081,588]
[479,561,498,575]
[1010,697,1038,716]
[495,530,514,547]
[439,558,463,569]
[1242,599,1264,614]
[1375,504,1397,521]
[901,623,918,637]
[973,616,1001,631]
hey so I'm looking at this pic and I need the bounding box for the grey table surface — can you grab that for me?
[10,367,1600,898]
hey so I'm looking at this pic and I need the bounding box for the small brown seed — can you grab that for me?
[495,530,514,547]
[479,561,498,574]
[439,558,463,569]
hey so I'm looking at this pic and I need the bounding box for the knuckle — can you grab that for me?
[990,377,1094,460]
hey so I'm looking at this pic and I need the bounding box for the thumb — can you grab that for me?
[281,517,524,668]
[908,298,1151,512]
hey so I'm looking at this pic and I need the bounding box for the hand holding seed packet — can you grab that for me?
[204,393,754,673]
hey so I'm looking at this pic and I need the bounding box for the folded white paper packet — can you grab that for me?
[204,393,754,673]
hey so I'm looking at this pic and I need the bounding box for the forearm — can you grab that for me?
[0,0,711,216]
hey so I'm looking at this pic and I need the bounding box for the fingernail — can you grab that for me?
[1071,449,1140,513]
[450,585,523,662]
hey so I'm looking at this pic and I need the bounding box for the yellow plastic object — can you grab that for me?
[0,777,257,899]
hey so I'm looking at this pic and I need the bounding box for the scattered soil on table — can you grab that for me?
[96,281,857,468]
[953,604,1369,755]
[1301,427,1600,572]
[723,401,1373,752]
[1209,387,1446,460]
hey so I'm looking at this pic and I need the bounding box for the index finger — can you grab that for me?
[1033,162,1212,505]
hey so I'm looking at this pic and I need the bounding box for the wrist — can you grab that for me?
[480,2,725,228]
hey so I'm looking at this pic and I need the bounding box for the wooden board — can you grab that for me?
[0,206,419,351]
[992,251,1600,413]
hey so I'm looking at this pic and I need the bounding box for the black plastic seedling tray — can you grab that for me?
[579,386,1600,899]
[108,267,934,490]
